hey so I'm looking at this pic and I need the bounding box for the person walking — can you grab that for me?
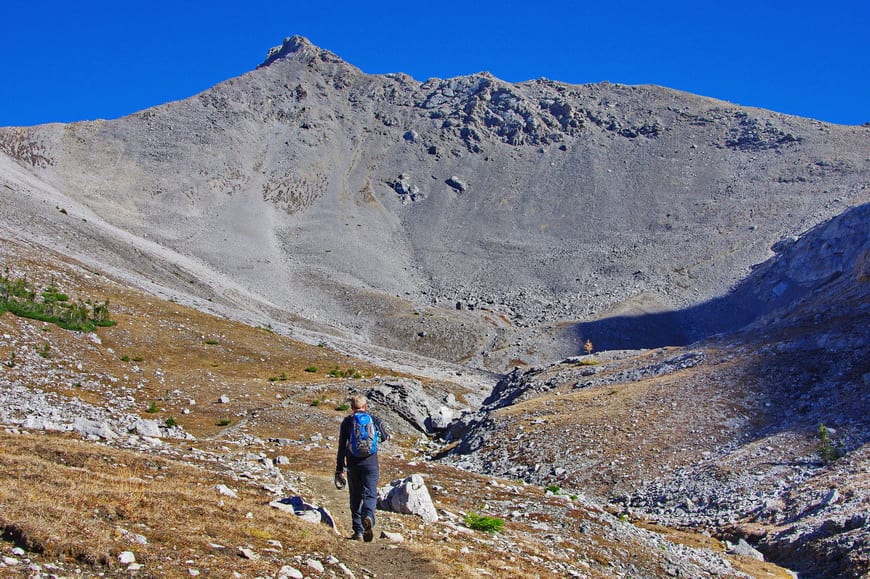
[335,394,390,541]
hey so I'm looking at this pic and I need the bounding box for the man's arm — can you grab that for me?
[336,416,349,473]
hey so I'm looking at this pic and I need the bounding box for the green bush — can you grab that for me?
[217,418,231,426]
[335,403,350,412]
[464,512,504,533]
[545,484,562,494]
[204,338,219,345]
[146,401,160,413]
[304,366,318,373]
[817,423,842,463]
[0,269,115,332]
[164,417,178,428]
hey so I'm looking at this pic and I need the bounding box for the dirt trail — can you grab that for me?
[306,474,442,578]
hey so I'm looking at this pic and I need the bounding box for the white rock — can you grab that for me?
[377,474,439,523]
[305,558,324,573]
[215,484,238,498]
[118,551,136,564]
[237,547,258,560]
[278,566,304,579]
[381,531,404,543]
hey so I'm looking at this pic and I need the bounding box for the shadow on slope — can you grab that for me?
[575,203,869,351]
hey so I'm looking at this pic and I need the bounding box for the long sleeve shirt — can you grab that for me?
[336,411,390,473]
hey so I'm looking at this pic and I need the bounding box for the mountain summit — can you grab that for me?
[0,36,867,373]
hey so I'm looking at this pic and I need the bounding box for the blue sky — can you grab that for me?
[2,1,868,127]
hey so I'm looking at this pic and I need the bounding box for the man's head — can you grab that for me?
[349,394,367,412]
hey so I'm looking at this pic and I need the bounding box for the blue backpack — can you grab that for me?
[349,412,378,457]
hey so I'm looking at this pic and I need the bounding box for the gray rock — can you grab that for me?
[377,474,438,523]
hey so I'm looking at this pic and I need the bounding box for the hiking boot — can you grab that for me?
[349,532,363,541]
[363,516,374,542]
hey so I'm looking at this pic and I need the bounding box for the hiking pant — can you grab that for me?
[347,460,379,534]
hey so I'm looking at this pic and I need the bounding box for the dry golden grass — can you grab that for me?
[0,430,335,576]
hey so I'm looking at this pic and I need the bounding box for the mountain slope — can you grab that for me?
[1,35,868,372]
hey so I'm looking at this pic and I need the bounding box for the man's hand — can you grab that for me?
[334,471,346,490]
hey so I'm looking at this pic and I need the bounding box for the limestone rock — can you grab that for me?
[378,474,438,523]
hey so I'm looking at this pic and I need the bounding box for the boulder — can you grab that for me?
[270,496,338,532]
[366,379,459,434]
[378,474,438,523]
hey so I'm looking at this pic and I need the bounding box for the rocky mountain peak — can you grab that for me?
[258,34,342,69]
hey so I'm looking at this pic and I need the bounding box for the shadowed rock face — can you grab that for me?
[1,35,868,371]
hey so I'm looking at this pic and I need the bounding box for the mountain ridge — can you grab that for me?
[1,37,866,372]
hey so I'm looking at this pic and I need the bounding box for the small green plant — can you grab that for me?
[328,367,362,379]
[120,354,130,362]
[817,423,842,463]
[310,399,322,407]
[335,403,350,412]
[268,372,288,382]
[164,417,178,428]
[37,343,51,358]
[464,512,505,533]
[545,484,562,494]
[204,338,219,345]
[131,355,144,362]
[304,366,318,373]
[217,418,231,427]
[146,401,160,413]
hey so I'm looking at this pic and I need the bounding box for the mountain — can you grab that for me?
[1,35,867,372]
[0,35,868,577]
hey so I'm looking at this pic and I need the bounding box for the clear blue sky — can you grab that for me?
[2,0,868,127]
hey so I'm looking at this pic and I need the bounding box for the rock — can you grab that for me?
[728,539,764,561]
[118,551,136,564]
[366,379,459,433]
[237,547,258,560]
[378,474,438,523]
[445,176,467,193]
[381,531,404,543]
[305,559,324,573]
[214,484,238,499]
[270,496,338,532]
[278,566,304,579]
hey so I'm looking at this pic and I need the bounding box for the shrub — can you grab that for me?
[217,418,231,426]
[545,484,562,495]
[146,401,160,413]
[0,270,115,332]
[335,403,350,412]
[464,512,504,533]
[204,338,219,345]
[164,417,178,428]
[304,366,318,373]
[120,354,130,362]
[817,423,842,463]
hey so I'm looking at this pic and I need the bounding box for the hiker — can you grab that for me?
[335,394,390,541]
